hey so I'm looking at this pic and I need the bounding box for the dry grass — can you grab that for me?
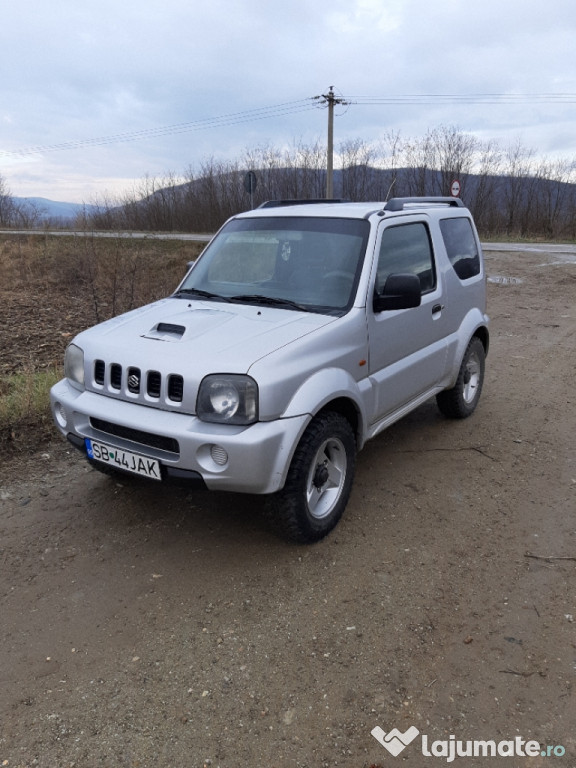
[0,232,204,320]
[0,366,62,450]
[0,233,204,453]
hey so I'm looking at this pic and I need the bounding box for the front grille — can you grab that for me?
[91,361,184,403]
[90,417,180,454]
[94,360,105,385]
[168,375,184,402]
[147,371,162,398]
[110,363,122,389]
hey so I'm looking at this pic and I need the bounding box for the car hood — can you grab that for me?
[75,297,336,376]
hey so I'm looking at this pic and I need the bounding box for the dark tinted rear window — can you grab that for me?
[440,217,480,280]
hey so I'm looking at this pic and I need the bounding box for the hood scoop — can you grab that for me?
[142,322,186,341]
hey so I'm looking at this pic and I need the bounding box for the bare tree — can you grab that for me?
[532,157,576,237]
[467,139,503,231]
[402,131,436,196]
[430,126,478,198]
[340,139,378,200]
[0,173,16,226]
[378,130,405,199]
[502,139,535,235]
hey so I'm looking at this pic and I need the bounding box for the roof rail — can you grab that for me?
[258,199,349,209]
[384,196,465,212]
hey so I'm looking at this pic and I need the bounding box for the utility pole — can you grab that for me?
[316,86,349,198]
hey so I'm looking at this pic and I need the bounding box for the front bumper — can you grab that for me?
[50,379,308,494]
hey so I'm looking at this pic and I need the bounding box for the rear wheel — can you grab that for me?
[269,411,356,543]
[436,336,485,419]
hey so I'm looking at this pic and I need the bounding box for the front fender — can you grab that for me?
[282,367,371,445]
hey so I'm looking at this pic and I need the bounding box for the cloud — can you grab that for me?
[1,0,576,201]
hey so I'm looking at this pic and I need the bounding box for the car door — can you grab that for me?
[367,217,450,424]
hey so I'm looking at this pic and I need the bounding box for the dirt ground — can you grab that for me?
[1,245,575,767]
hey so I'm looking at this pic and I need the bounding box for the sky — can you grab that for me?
[1,0,576,203]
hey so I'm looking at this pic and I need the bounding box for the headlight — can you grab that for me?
[64,343,85,390]
[197,374,258,425]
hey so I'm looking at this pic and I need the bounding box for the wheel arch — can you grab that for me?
[316,397,361,445]
[445,310,489,390]
[281,367,368,448]
[474,324,490,356]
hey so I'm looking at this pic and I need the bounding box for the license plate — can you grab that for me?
[85,438,161,480]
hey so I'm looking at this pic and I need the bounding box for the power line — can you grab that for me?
[2,92,574,159]
[350,93,576,105]
[0,98,320,157]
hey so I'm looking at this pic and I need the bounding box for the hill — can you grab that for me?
[13,197,97,221]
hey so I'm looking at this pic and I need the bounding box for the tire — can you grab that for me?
[436,336,485,419]
[268,411,357,543]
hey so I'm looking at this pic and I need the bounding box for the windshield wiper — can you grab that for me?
[229,294,310,311]
[174,288,228,302]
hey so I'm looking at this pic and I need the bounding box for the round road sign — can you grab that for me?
[451,179,461,197]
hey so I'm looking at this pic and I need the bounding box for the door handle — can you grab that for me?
[432,304,444,314]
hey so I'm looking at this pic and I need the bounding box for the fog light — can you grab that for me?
[210,444,228,466]
[54,401,67,428]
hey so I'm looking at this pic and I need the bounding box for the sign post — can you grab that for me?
[244,170,258,209]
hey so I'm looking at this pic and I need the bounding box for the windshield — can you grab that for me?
[176,216,370,315]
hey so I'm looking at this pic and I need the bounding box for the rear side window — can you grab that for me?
[440,217,480,280]
[377,222,436,293]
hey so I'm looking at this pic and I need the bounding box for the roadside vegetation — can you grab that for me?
[73,128,576,241]
[0,367,61,446]
[0,234,204,456]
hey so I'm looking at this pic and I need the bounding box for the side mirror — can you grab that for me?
[373,273,421,312]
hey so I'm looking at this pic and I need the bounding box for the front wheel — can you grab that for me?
[436,336,485,419]
[268,411,357,543]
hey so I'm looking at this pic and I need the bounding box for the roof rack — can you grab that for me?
[258,199,349,208]
[384,197,465,212]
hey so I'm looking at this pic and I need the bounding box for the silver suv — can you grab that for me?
[51,198,489,542]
